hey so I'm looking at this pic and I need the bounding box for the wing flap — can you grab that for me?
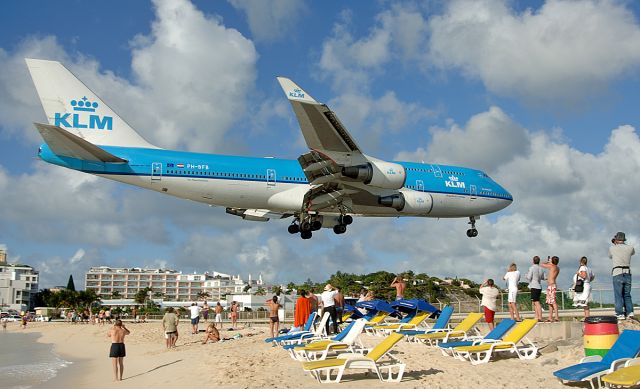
[34,122,127,163]
[277,77,361,153]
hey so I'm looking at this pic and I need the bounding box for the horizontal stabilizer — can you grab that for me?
[34,122,127,163]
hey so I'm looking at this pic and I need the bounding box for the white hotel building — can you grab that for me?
[0,247,39,311]
[85,266,263,301]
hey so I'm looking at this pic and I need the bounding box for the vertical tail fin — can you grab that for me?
[25,58,156,149]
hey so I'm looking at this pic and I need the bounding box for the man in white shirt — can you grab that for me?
[320,284,338,335]
[189,303,201,335]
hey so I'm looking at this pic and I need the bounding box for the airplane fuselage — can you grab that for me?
[38,144,512,219]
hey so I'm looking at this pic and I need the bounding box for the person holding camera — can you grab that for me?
[610,232,635,320]
[572,256,594,318]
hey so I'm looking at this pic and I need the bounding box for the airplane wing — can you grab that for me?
[277,77,407,214]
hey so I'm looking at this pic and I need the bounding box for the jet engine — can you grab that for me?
[341,161,406,189]
[378,190,433,214]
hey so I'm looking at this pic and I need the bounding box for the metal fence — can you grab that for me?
[434,286,640,314]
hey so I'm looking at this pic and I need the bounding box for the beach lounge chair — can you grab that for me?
[371,299,439,335]
[437,319,516,356]
[278,312,332,346]
[413,312,483,346]
[553,330,640,389]
[398,305,454,338]
[283,320,359,352]
[264,311,318,344]
[602,358,640,388]
[301,332,406,383]
[289,319,368,361]
[452,319,538,365]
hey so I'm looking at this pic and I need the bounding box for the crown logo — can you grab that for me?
[448,175,458,181]
[70,96,99,112]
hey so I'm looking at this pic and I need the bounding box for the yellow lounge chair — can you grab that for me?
[452,319,538,365]
[414,312,483,346]
[363,311,392,335]
[602,358,640,388]
[302,332,406,383]
[371,311,431,336]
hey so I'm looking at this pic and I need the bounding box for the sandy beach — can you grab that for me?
[5,319,639,388]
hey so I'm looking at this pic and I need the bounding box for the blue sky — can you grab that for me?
[1,0,639,290]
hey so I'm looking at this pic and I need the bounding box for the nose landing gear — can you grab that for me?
[466,216,478,238]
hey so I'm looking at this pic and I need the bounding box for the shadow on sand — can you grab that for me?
[124,359,183,380]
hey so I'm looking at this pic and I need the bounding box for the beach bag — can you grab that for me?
[574,277,584,293]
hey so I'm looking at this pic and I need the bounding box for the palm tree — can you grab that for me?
[111,291,122,299]
[255,287,266,296]
[197,291,211,301]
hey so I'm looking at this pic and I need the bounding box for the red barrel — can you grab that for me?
[584,316,619,357]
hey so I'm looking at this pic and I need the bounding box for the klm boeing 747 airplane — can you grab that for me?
[26,58,512,239]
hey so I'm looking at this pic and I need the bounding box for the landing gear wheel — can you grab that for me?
[340,215,353,225]
[288,224,300,234]
[300,221,312,232]
[333,224,347,234]
[467,216,478,238]
[311,220,322,231]
[300,230,312,240]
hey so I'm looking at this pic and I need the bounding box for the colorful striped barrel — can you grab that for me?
[584,316,619,357]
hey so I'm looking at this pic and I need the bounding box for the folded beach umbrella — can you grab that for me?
[391,298,440,320]
[355,299,396,314]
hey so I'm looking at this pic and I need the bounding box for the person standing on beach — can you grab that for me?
[293,290,311,332]
[214,302,223,328]
[230,301,239,329]
[321,284,338,335]
[525,256,545,321]
[541,256,560,322]
[202,301,209,323]
[573,256,595,318]
[334,287,345,324]
[610,232,635,320]
[503,263,521,321]
[390,274,406,300]
[266,296,281,338]
[479,279,499,330]
[307,288,319,314]
[107,319,130,381]
[189,303,201,335]
[162,307,179,349]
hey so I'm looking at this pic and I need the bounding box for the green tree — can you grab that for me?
[66,275,76,292]
[33,289,53,307]
[77,289,100,310]
[243,285,252,293]
[134,287,153,305]
[197,291,211,301]
[255,287,266,296]
[111,291,122,299]
[271,285,283,295]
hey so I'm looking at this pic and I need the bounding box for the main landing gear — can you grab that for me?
[466,216,478,238]
[288,214,353,239]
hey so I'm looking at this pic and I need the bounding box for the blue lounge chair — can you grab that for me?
[437,319,516,356]
[265,311,317,343]
[553,329,640,389]
[398,305,454,337]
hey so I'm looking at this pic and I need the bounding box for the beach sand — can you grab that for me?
[7,319,638,388]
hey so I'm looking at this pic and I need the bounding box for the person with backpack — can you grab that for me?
[573,256,595,318]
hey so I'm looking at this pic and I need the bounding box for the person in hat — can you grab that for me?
[609,232,635,320]
[320,284,338,335]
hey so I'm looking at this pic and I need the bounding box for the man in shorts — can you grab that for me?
[525,256,545,321]
[214,302,223,328]
[266,296,281,338]
[542,256,560,322]
[162,307,179,348]
[107,319,130,381]
[189,303,201,334]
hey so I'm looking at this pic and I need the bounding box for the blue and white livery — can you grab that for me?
[26,59,512,239]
